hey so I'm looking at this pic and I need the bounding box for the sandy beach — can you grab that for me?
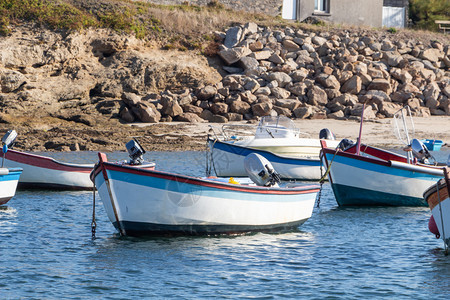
[137,116,450,151]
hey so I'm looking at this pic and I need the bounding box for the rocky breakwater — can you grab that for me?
[212,23,450,121]
[1,22,449,151]
[120,23,450,124]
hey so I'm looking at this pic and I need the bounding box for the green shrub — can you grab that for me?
[387,27,397,33]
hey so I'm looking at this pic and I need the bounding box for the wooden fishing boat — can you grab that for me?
[208,115,339,180]
[91,152,320,236]
[0,138,155,190]
[320,105,446,207]
[321,141,444,206]
[423,167,450,251]
[0,130,22,204]
[0,148,95,190]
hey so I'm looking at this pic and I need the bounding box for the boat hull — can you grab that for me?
[208,138,322,180]
[322,146,443,206]
[424,176,450,248]
[0,168,22,205]
[1,149,93,190]
[92,154,319,236]
[231,137,340,157]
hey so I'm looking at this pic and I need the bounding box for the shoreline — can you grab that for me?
[125,115,450,151]
[2,116,448,153]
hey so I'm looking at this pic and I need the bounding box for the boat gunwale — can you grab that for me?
[207,137,321,163]
[322,145,443,175]
[91,153,320,196]
[1,149,93,172]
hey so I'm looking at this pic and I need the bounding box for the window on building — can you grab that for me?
[315,0,329,13]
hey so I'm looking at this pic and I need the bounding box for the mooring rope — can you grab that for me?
[316,148,340,208]
[436,181,448,255]
[91,183,97,240]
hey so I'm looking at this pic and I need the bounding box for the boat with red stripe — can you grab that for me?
[91,151,320,236]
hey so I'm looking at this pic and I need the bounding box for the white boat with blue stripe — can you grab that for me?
[321,141,444,206]
[207,116,339,180]
[320,105,447,207]
[91,152,319,236]
[0,167,22,205]
[1,130,22,205]
[208,138,322,180]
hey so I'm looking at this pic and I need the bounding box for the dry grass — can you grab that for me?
[2,0,448,48]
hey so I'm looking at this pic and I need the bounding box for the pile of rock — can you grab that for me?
[120,22,449,123]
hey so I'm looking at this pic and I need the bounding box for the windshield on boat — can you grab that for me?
[255,116,300,139]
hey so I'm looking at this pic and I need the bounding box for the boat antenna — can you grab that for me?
[392,106,414,163]
[356,100,371,155]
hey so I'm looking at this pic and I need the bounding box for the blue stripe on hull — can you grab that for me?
[113,219,309,236]
[0,171,22,182]
[107,169,314,202]
[212,140,319,166]
[331,183,428,207]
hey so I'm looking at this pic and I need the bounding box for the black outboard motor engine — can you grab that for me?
[337,139,355,151]
[411,139,432,164]
[126,138,146,165]
[2,130,17,149]
[244,153,281,187]
[319,128,336,140]
[2,130,18,167]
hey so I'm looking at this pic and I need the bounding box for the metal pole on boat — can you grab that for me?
[1,145,7,168]
[356,103,365,155]
[401,108,412,164]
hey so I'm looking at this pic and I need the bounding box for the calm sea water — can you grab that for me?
[1,149,449,299]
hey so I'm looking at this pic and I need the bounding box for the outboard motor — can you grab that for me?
[411,139,432,163]
[319,128,336,140]
[1,130,17,149]
[244,153,281,187]
[337,138,355,151]
[126,138,146,165]
[1,130,17,168]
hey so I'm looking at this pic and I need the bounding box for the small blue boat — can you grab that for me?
[421,139,444,151]
[1,130,22,205]
[0,167,23,205]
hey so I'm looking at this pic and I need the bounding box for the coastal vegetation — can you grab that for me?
[0,0,279,49]
[409,0,450,31]
[0,0,448,48]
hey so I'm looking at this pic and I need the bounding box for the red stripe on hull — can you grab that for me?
[91,153,320,196]
[2,149,92,173]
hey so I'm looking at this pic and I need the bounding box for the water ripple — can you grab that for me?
[0,150,449,298]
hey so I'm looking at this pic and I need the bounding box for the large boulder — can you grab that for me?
[307,86,328,106]
[224,26,243,48]
[0,69,26,93]
[160,96,183,117]
[341,75,361,94]
[251,102,273,117]
[132,102,161,123]
[219,47,251,65]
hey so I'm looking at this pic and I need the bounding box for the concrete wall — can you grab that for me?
[327,0,383,27]
[298,0,384,27]
[297,0,315,22]
[143,0,387,28]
